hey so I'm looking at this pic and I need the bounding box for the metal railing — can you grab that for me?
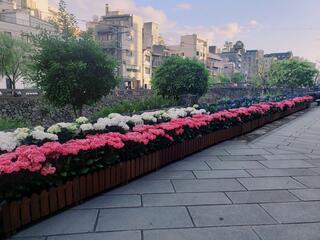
[0,89,40,97]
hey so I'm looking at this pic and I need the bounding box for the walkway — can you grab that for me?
[11,107,320,240]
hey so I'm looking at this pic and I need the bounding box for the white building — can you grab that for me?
[143,22,162,49]
[142,48,152,89]
[0,0,55,89]
[90,4,143,89]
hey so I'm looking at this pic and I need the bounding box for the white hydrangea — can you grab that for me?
[31,130,58,141]
[193,104,199,108]
[34,126,45,132]
[80,123,94,132]
[47,124,61,134]
[118,122,130,131]
[13,128,30,141]
[75,116,89,124]
[108,113,122,119]
[66,123,79,132]
[0,132,18,152]
[57,122,73,129]
[141,113,157,123]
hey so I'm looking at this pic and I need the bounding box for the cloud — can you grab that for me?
[176,3,192,10]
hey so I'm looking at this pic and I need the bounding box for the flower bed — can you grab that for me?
[0,96,313,236]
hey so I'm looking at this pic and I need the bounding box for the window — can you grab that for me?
[4,31,12,36]
[196,51,199,56]
[145,55,151,62]
[181,52,184,56]
[145,67,151,74]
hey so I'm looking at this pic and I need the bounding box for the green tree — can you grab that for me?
[27,0,118,116]
[269,59,318,93]
[230,72,245,83]
[152,56,209,100]
[0,33,32,92]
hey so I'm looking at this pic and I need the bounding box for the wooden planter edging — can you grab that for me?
[0,102,311,237]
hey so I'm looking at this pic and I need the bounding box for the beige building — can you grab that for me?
[90,4,143,89]
[143,22,162,49]
[142,48,152,89]
[242,50,264,80]
[207,53,223,76]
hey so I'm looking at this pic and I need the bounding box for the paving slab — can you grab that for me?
[142,192,231,207]
[144,226,260,240]
[261,201,320,223]
[206,160,266,170]
[247,168,318,177]
[14,210,98,237]
[96,207,193,231]
[193,170,250,179]
[161,160,210,171]
[172,179,245,192]
[238,177,306,190]
[226,148,270,155]
[144,171,195,180]
[74,195,141,209]
[261,154,310,160]
[293,176,320,188]
[107,180,174,195]
[254,223,320,240]
[260,160,315,169]
[47,231,141,240]
[290,189,320,201]
[218,155,267,161]
[226,190,299,203]
[188,204,276,227]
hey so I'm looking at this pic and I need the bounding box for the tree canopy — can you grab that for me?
[27,0,118,116]
[152,56,209,100]
[0,33,32,91]
[269,59,318,91]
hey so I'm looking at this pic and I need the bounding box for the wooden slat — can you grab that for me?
[79,176,87,200]
[65,181,73,206]
[105,168,111,190]
[92,172,99,195]
[40,191,49,217]
[72,178,80,203]
[49,188,58,213]
[98,170,105,192]
[20,197,31,225]
[57,185,66,209]
[30,194,41,221]
[1,203,12,234]
[9,201,21,231]
[86,174,93,197]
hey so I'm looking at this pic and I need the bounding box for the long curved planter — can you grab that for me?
[0,102,310,237]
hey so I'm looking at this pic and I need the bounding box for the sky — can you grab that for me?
[49,0,320,65]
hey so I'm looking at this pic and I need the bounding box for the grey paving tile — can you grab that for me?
[261,201,320,223]
[307,154,320,159]
[96,207,193,231]
[142,192,231,207]
[262,154,309,160]
[144,171,195,180]
[47,231,141,240]
[172,179,245,192]
[144,226,260,240]
[74,195,141,209]
[290,189,320,201]
[254,223,320,240]
[161,161,210,171]
[226,190,298,203]
[218,155,267,161]
[257,148,293,155]
[14,210,98,237]
[247,168,318,177]
[260,160,315,169]
[183,155,220,162]
[196,148,230,156]
[206,161,265,170]
[293,176,320,188]
[194,170,250,179]
[227,148,270,155]
[188,204,275,227]
[238,177,305,190]
[10,238,44,240]
[277,145,313,154]
[107,180,174,195]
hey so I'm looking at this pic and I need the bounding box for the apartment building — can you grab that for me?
[90,4,144,89]
[242,50,265,80]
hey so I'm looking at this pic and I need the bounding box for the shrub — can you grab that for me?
[152,56,209,100]
[0,117,30,131]
[95,95,177,117]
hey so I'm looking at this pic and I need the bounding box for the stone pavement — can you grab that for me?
[11,107,320,240]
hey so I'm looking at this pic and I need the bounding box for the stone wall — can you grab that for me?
[0,89,152,126]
